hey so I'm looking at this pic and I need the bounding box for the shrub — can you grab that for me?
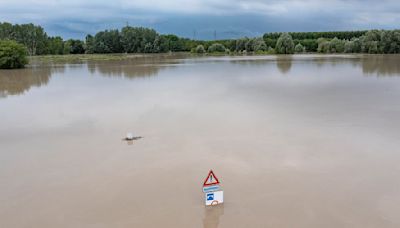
[195,45,205,53]
[266,47,275,54]
[294,43,305,53]
[0,40,28,69]
[207,43,226,53]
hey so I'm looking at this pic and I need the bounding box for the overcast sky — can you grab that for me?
[0,0,399,39]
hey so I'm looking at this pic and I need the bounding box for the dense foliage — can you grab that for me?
[207,43,226,53]
[0,40,28,69]
[0,22,86,55]
[0,22,48,55]
[315,30,400,54]
[83,28,192,54]
[276,33,295,54]
[193,45,205,53]
[2,22,400,55]
[64,39,85,54]
[294,43,305,53]
[264,31,367,52]
[264,31,367,40]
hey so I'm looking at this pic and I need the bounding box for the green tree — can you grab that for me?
[317,38,330,53]
[329,37,345,53]
[85,35,95,54]
[264,31,367,41]
[275,33,295,54]
[93,30,122,53]
[153,35,169,53]
[0,40,28,69]
[13,23,48,55]
[63,39,85,54]
[208,43,226,53]
[351,37,362,53]
[235,38,248,52]
[361,30,380,53]
[245,38,255,52]
[121,26,158,53]
[195,45,205,53]
[379,30,400,54]
[253,38,267,52]
[344,40,354,53]
[47,36,64,55]
[63,41,71,54]
[299,39,318,52]
[294,43,305,53]
[0,22,15,40]
[70,39,85,54]
[162,34,186,52]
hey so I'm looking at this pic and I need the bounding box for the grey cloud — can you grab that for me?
[0,0,399,39]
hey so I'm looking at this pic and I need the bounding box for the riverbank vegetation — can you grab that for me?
[0,40,28,69]
[1,21,400,60]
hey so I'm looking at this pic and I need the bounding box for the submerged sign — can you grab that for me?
[203,170,220,186]
[203,185,220,193]
[202,170,223,206]
[205,190,224,206]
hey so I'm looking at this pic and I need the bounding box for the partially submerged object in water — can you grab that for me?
[123,132,143,141]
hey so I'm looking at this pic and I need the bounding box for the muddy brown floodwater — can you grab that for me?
[1,54,400,228]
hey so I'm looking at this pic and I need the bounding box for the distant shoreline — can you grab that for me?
[2,22,400,56]
[30,52,399,58]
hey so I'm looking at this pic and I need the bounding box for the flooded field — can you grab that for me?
[1,54,400,228]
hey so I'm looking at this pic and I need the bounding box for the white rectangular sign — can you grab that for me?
[205,190,223,206]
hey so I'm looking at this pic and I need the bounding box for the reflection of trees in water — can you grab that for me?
[276,56,292,74]
[196,55,400,77]
[309,55,358,68]
[229,56,293,74]
[230,54,400,77]
[0,65,64,97]
[87,54,183,79]
[310,55,400,77]
[360,55,400,76]
[230,59,275,67]
[3,54,396,99]
[86,54,400,78]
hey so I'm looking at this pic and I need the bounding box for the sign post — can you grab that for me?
[202,170,223,206]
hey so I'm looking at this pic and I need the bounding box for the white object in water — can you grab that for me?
[205,190,223,206]
[126,132,134,140]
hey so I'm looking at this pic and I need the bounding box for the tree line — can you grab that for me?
[316,30,400,54]
[0,22,198,55]
[1,21,400,56]
[262,30,400,54]
[84,28,192,54]
[0,22,85,55]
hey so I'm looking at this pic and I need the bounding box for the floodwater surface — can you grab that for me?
[1,54,400,228]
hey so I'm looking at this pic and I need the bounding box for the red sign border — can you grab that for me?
[203,170,220,187]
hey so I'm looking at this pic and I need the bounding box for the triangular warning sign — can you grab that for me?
[203,170,220,186]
